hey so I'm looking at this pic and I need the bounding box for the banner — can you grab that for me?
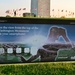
[0,23,75,63]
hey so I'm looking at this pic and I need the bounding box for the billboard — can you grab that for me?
[0,18,75,63]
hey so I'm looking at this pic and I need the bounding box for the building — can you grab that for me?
[31,0,38,17]
[31,0,50,17]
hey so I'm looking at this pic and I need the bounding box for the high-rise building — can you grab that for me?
[31,0,50,17]
[31,0,38,16]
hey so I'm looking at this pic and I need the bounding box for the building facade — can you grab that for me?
[31,0,50,17]
[31,0,38,16]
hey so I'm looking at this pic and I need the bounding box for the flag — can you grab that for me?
[19,8,22,11]
[23,8,26,10]
[5,10,10,13]
[65,10,67,12]
[72,12,74,15]
[19,8,21,11]
[61,10,63,12]
[52,9,54,11]
[73,12,74,15]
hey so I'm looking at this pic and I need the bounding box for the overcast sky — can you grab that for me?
[0,0,75,16]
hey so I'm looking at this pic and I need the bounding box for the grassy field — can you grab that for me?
[1,16,75,20]
[0,62,75,75]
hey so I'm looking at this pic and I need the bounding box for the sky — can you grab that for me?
[51,0,75,10]
[0,0,75,17]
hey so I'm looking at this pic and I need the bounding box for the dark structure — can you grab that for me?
[23,13,35,17]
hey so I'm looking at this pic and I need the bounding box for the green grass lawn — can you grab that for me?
[1,16,75,20]
[0,62,75,75]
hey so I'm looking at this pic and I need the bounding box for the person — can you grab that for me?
[14,10,16,16]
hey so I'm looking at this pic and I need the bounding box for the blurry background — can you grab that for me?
[0,0,75,18]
